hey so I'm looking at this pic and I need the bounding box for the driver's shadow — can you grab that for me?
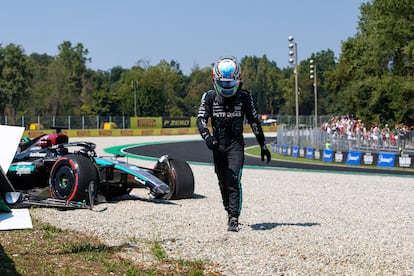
[250,222,320,231]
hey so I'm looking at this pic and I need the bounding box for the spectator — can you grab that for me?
[381,124,391,148]
[398,124,407,149]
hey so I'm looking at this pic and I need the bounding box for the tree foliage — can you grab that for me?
[329,0,414,125]
[1,0,413,127]
[0,43,33,124]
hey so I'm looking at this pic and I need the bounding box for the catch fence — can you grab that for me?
[0,116,129,130]
[276,126,414,154]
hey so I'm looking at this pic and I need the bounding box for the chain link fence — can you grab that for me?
[0,116,129,130]
[276,125,414,154]
[2,115,413,154]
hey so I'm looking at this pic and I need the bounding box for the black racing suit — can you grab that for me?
[196,88,266,218]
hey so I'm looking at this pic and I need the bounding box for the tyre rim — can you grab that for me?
[52,166,75,199]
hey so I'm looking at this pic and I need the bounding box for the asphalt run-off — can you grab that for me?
[108,137,414,177]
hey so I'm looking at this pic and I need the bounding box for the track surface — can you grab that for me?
[124,137,414,176]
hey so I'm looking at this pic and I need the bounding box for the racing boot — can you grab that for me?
[227,216,239,232]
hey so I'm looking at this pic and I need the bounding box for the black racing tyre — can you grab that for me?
[49,154,99,204]
[162,158,194,200]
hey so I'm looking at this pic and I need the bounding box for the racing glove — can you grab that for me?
[205,135,219,151]
[200,129,219,151]
[261,145,271,163]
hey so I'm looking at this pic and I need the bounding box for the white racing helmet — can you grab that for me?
[213,56,241,97]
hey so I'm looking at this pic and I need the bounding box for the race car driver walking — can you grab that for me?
[197,56,271,232]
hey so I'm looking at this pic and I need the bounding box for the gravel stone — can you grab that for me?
[31,135,414,275]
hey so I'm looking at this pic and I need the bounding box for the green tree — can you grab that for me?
[56,41,91,115]
[329,0,414,125]
[184,66,211,116]
[0,43,33,123]
[301,50,336,117]
[135,66,166,116]
[43,60,72,116]
[156,59,186,116]
[29,53,54,116]
[241,55,282,115]
[114,66,144,116]
[279,66,296,116]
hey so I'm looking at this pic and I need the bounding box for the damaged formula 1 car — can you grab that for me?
[3,127,195,209]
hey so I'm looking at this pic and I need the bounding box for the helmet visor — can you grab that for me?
[215,80,240,97]
[216,79,239,89]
